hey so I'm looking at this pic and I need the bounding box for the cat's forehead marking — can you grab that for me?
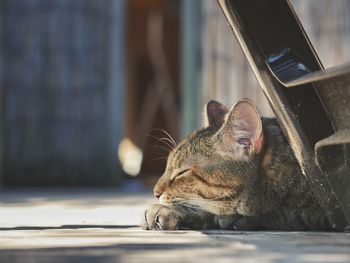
[168,127,216,168]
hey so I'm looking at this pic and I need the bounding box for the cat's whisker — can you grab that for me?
[176,202,200,210]
[215,190,236,202]
[158,137,176,150]
[151,145,171,154]
[150,156,168,162]
[150,128,177,147]
[161,130,177,147]
[147,134,174,150]
[178,195,233,209]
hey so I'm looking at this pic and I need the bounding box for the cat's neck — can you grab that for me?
[259,118,305,205]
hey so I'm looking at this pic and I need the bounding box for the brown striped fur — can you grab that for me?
[142,99,331,231]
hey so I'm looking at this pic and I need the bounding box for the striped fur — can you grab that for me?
[143,100,331,231]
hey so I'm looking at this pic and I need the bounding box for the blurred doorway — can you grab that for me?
[122,0,180,187]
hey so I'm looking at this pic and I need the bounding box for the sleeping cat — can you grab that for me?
[142,99,331,231]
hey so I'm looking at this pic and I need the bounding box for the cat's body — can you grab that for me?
[143,99,331,231]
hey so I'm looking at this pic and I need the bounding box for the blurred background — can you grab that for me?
[0,0,350,190]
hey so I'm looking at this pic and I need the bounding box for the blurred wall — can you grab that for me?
[0,0,125,186]
[200,0,274,118]
[1,0,349,187]
[181,0,350,135]
[181,0,273,137]
[181,0,203,136]
[291,0,350,68]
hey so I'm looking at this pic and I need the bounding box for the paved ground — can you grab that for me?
[0,189,349,263]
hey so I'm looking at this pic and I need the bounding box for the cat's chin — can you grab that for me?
[188,202,234,216]
[158,197,238,217]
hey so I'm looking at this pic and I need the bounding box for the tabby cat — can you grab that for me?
[142,99,331,231]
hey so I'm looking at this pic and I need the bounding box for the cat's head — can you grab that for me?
[153,99,264,216]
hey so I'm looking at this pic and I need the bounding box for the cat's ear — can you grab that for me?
[204,100,229,128]
[216,98,263,157]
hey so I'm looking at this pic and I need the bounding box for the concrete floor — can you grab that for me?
[0,189,349,263]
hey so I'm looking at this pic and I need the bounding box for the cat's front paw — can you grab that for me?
[141,204,185,230]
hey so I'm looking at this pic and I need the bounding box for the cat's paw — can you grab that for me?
[141,204,185,230]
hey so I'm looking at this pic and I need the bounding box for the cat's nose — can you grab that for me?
[153,179,166,199]
[154,190,162,199]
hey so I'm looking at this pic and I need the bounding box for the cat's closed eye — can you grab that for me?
[171,168,191,181]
